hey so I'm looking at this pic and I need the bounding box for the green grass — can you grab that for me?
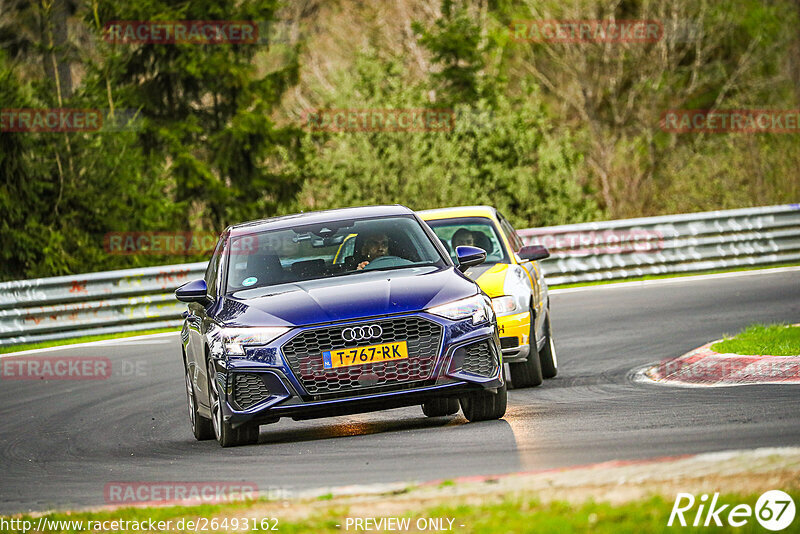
[0,328,179,354]
[550,261,800,289]
[712,323,800,356]
[420,492,800,533]
[1,490,796,533]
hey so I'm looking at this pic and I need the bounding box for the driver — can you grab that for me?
[357,231,391,270]
[451,228,475,248]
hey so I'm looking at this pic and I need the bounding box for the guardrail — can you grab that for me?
[1,204,798,347]
[519,203,800,286]
[0,263,206,347]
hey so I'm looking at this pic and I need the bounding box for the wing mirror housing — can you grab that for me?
[517,245,550,261]
[455,245,487,272]
[175,279,210,304]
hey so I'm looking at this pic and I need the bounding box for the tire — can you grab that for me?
[539,313,558,379]
[421,398,460,417]
[207,361,259,447]
[508,308,544,388]
[460,375,507,422]
[185,362,214,440]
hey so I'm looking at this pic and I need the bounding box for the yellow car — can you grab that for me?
[419,206,557,387]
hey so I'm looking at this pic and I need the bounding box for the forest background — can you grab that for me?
[1,0,798,280]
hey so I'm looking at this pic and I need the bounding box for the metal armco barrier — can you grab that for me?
[519,203,800,286]
[0,263,206,347]
[1,204,798,347]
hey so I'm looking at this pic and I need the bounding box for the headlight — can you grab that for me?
[491,267,531,316]
[426,294,493,325]
[221,327,289,355]
[491,296,522,315]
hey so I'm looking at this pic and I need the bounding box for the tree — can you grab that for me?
[509,0,800,216]
[92,0,305,231]
[296,46,599,229]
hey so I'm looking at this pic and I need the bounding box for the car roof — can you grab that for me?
[228,205,415,236]
[417,206,498,221]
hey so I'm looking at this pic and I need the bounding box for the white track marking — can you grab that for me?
[550,265,800,295]
[0,331,180,357]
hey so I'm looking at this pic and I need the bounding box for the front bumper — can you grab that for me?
[212,313,503,427]
[497,311,531,363]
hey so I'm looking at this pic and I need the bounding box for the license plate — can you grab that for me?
[322,341,408,369]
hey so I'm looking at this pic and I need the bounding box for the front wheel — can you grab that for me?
[508,308,544,388]
[460,379,507,422]
[185,363,214,441]
[421,398,460,417]
[207,361,259,447]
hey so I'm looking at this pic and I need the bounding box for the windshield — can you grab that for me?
[225,215,445,293]
[425,217,509,264]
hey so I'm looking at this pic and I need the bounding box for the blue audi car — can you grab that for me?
[176,205,506,446]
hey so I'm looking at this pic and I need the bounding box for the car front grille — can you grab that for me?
[461,341,499,378]
[281,316,443,397]
[232,373,271,409]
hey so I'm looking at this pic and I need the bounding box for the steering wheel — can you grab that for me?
[362,255,413,270]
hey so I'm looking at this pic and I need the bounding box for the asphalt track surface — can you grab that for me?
[1,269,799,513]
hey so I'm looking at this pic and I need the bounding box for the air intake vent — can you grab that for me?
[233,373,271,409]
[462,341,499,378]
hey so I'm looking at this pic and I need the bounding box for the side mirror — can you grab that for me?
[518,245,550,261]
[455,245,487,272]
[175,279,210,304]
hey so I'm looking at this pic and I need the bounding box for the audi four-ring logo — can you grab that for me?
[341,325,383,342]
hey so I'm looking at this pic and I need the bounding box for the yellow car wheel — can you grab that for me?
[539,313,558,379]
[508,308,544,388]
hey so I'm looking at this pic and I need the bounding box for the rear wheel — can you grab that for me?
[185,362,214,440]
[539,313,558,379]
[508,308,544,388]
[460,377,507,422]
[207,361,259,447]
[421,398,460,417]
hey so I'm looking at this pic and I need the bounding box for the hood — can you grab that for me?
[465,263,509,298]
[217,267,478,327]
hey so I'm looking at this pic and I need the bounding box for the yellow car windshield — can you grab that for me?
[425,217,509,264]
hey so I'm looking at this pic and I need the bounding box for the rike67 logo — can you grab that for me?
[669,490,795,531]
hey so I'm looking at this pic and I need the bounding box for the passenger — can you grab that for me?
[451,228,476,248]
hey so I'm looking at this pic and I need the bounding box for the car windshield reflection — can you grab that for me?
[225,215,445,294]
[425,217,510,264]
